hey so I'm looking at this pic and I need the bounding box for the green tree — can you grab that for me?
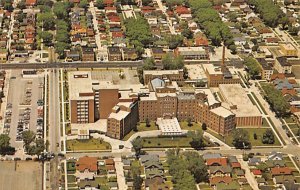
[142,0,152,6]
[253,133,257,140]
[96,0,104,9]
[17,0,26,9]
[22,130,36,147]
[180,22,193,39]
[53,2,70,20]
[0,134,10,151]
[162,53,184,70]
[39,31,53,45]
[55,42,70,58]
[79,0,88,9]
[188,130,206,150]
[132,137,144,158]
[232,129,251,149]
[201,123,207,130]
[261,83,290,116]
[133,174,143,190]
[183,152,209,183]
[125,17,152,47]
[187,118,192,127]
[262,129,275,144]
[166,34,183,49]
[243,57,261,79]
[145,118,150,127]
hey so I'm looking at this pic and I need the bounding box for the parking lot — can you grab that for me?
[4,70,44,149]
[0,161,42,190]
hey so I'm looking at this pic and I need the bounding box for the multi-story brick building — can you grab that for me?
[69,72,95,123]
[203,64,241,87]
[81,47,95,62]
[139,78,236,135]
[143,69,184,84]
[107,47,122,61]
[106,101,139,139]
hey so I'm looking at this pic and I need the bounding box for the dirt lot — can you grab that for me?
[0,161,42,190]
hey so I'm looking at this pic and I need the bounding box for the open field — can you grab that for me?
[0,161,42,190]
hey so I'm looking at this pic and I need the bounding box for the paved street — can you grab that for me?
[154,0,176,34]
[48,69,60,190]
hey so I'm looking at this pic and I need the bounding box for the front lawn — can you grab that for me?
[141,135,213,148]
[207,128,281,147]
[180,121,202,131]
[122,122,158,141]
[66,138,111,151]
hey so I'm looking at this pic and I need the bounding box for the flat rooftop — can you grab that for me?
[202,64,223,75]
[69,71,94,100]
[143,69,182,76]
[195,88,220,106]
[157,117,182,134]
[219,84,261,117]
[185,64,207,80]
[210,106,234,118]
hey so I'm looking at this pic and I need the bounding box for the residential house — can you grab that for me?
[273,175,295,185]
[251,169,262,178]
[206,158,228,167]
[107,47,122,61]
[268,151,283,161]
[75,156,98,180]
[271,167,292,177]
[208,166,232,177]
[66,50,81,62]
[122,48,138,61]
[151,48,165,60]
[209,176,232,186]
[82,47,95,62]
[105,159,116,175]
[0,49,7,63]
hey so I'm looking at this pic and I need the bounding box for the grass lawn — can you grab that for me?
[66,138,111,151]
[284,116,295,123]
[95,177,108,185]
[66,161,76,172]
[122,122,158,141]
[68,184,78,188]
[262,118,270,127]
[180,121,202,131]
[142,136,193,148]
[67,175,76,183]
[207,128,281,146]
[289,124,299,129]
